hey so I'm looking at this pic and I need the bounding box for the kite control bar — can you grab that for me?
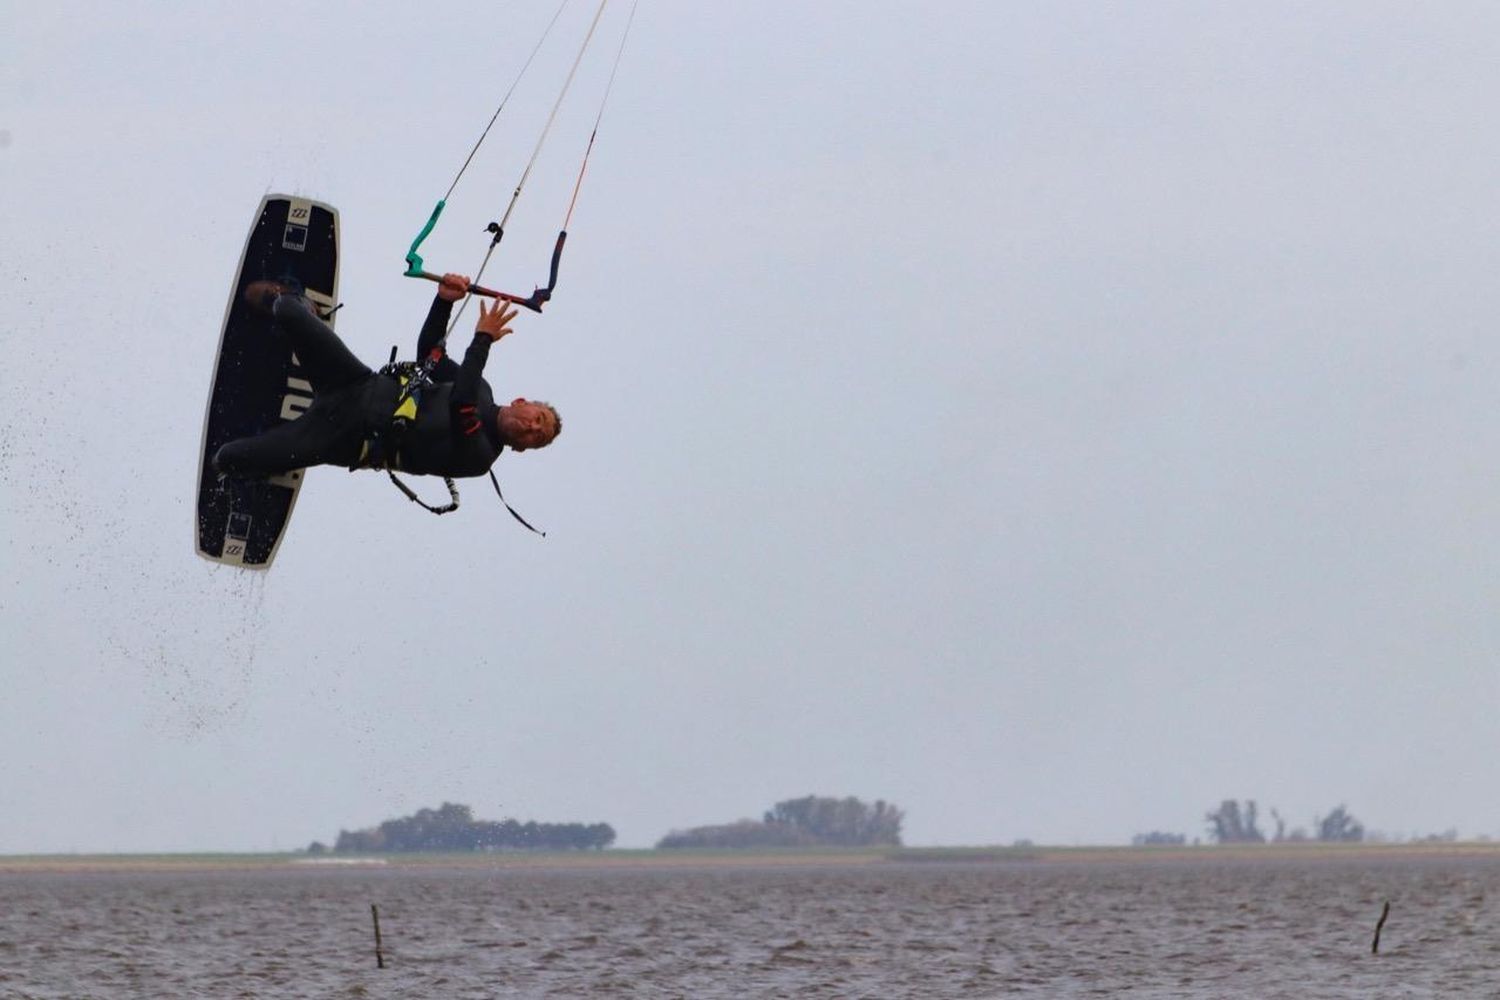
[400,1,636,318]
[404,199,567,313]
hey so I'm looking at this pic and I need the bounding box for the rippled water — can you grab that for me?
[1,855,1496,997]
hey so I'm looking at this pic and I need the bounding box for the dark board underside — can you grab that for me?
[196,194,339,568]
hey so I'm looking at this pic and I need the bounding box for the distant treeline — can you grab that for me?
[657,795,904,849]
[309,802,615,854]
[1132,831,1187,846]
[1206,799,1364,844]
[1135,799,1370,846]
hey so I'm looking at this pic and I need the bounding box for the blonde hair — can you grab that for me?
[535,401,561,442]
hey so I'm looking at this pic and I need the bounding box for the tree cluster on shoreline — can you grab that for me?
[307,803,615,854]
[1132,831,1187,846]
[1132,800,1384,846]
[656,795,904,849]
[1204,799,1365,844]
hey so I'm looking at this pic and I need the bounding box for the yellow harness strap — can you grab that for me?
[392,374,419,422]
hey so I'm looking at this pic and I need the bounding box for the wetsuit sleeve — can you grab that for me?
[416,295,462,381]
[452,334,494,437]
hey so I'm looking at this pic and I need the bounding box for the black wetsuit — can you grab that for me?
[213,294,505,478]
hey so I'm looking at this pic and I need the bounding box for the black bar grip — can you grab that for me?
[544,230,568,297]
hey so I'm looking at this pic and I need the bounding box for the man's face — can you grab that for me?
[501,399,559,451]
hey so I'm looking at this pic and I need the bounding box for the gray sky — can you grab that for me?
[3,1,1498,852]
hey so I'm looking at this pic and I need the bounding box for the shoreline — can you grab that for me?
[2,841,1497,874]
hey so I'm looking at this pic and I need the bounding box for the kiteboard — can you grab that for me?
[195,194,340,569]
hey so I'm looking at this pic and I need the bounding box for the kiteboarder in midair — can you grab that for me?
[214,274,560,480]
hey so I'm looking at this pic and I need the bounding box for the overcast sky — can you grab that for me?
[2,1,1498,852]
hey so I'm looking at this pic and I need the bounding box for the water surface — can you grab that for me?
[1,854,1495,997]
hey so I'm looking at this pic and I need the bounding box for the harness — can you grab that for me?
[358,347,545,534]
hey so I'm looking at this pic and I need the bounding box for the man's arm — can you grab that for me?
[416,273,470,380]
[452,298,518,435]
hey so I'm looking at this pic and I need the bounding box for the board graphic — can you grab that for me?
[196,194,339,568]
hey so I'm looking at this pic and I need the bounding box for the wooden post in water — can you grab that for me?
[1371,900,1390,955]
[371,903,386,968]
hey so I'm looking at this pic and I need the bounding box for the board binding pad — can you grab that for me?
[196,194,339,569]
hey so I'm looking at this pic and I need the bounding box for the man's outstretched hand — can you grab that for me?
[476,298,519,342]
[437,273,471,302]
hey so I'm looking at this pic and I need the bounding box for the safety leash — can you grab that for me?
[489,469,546,536]
[387,469,461,515]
